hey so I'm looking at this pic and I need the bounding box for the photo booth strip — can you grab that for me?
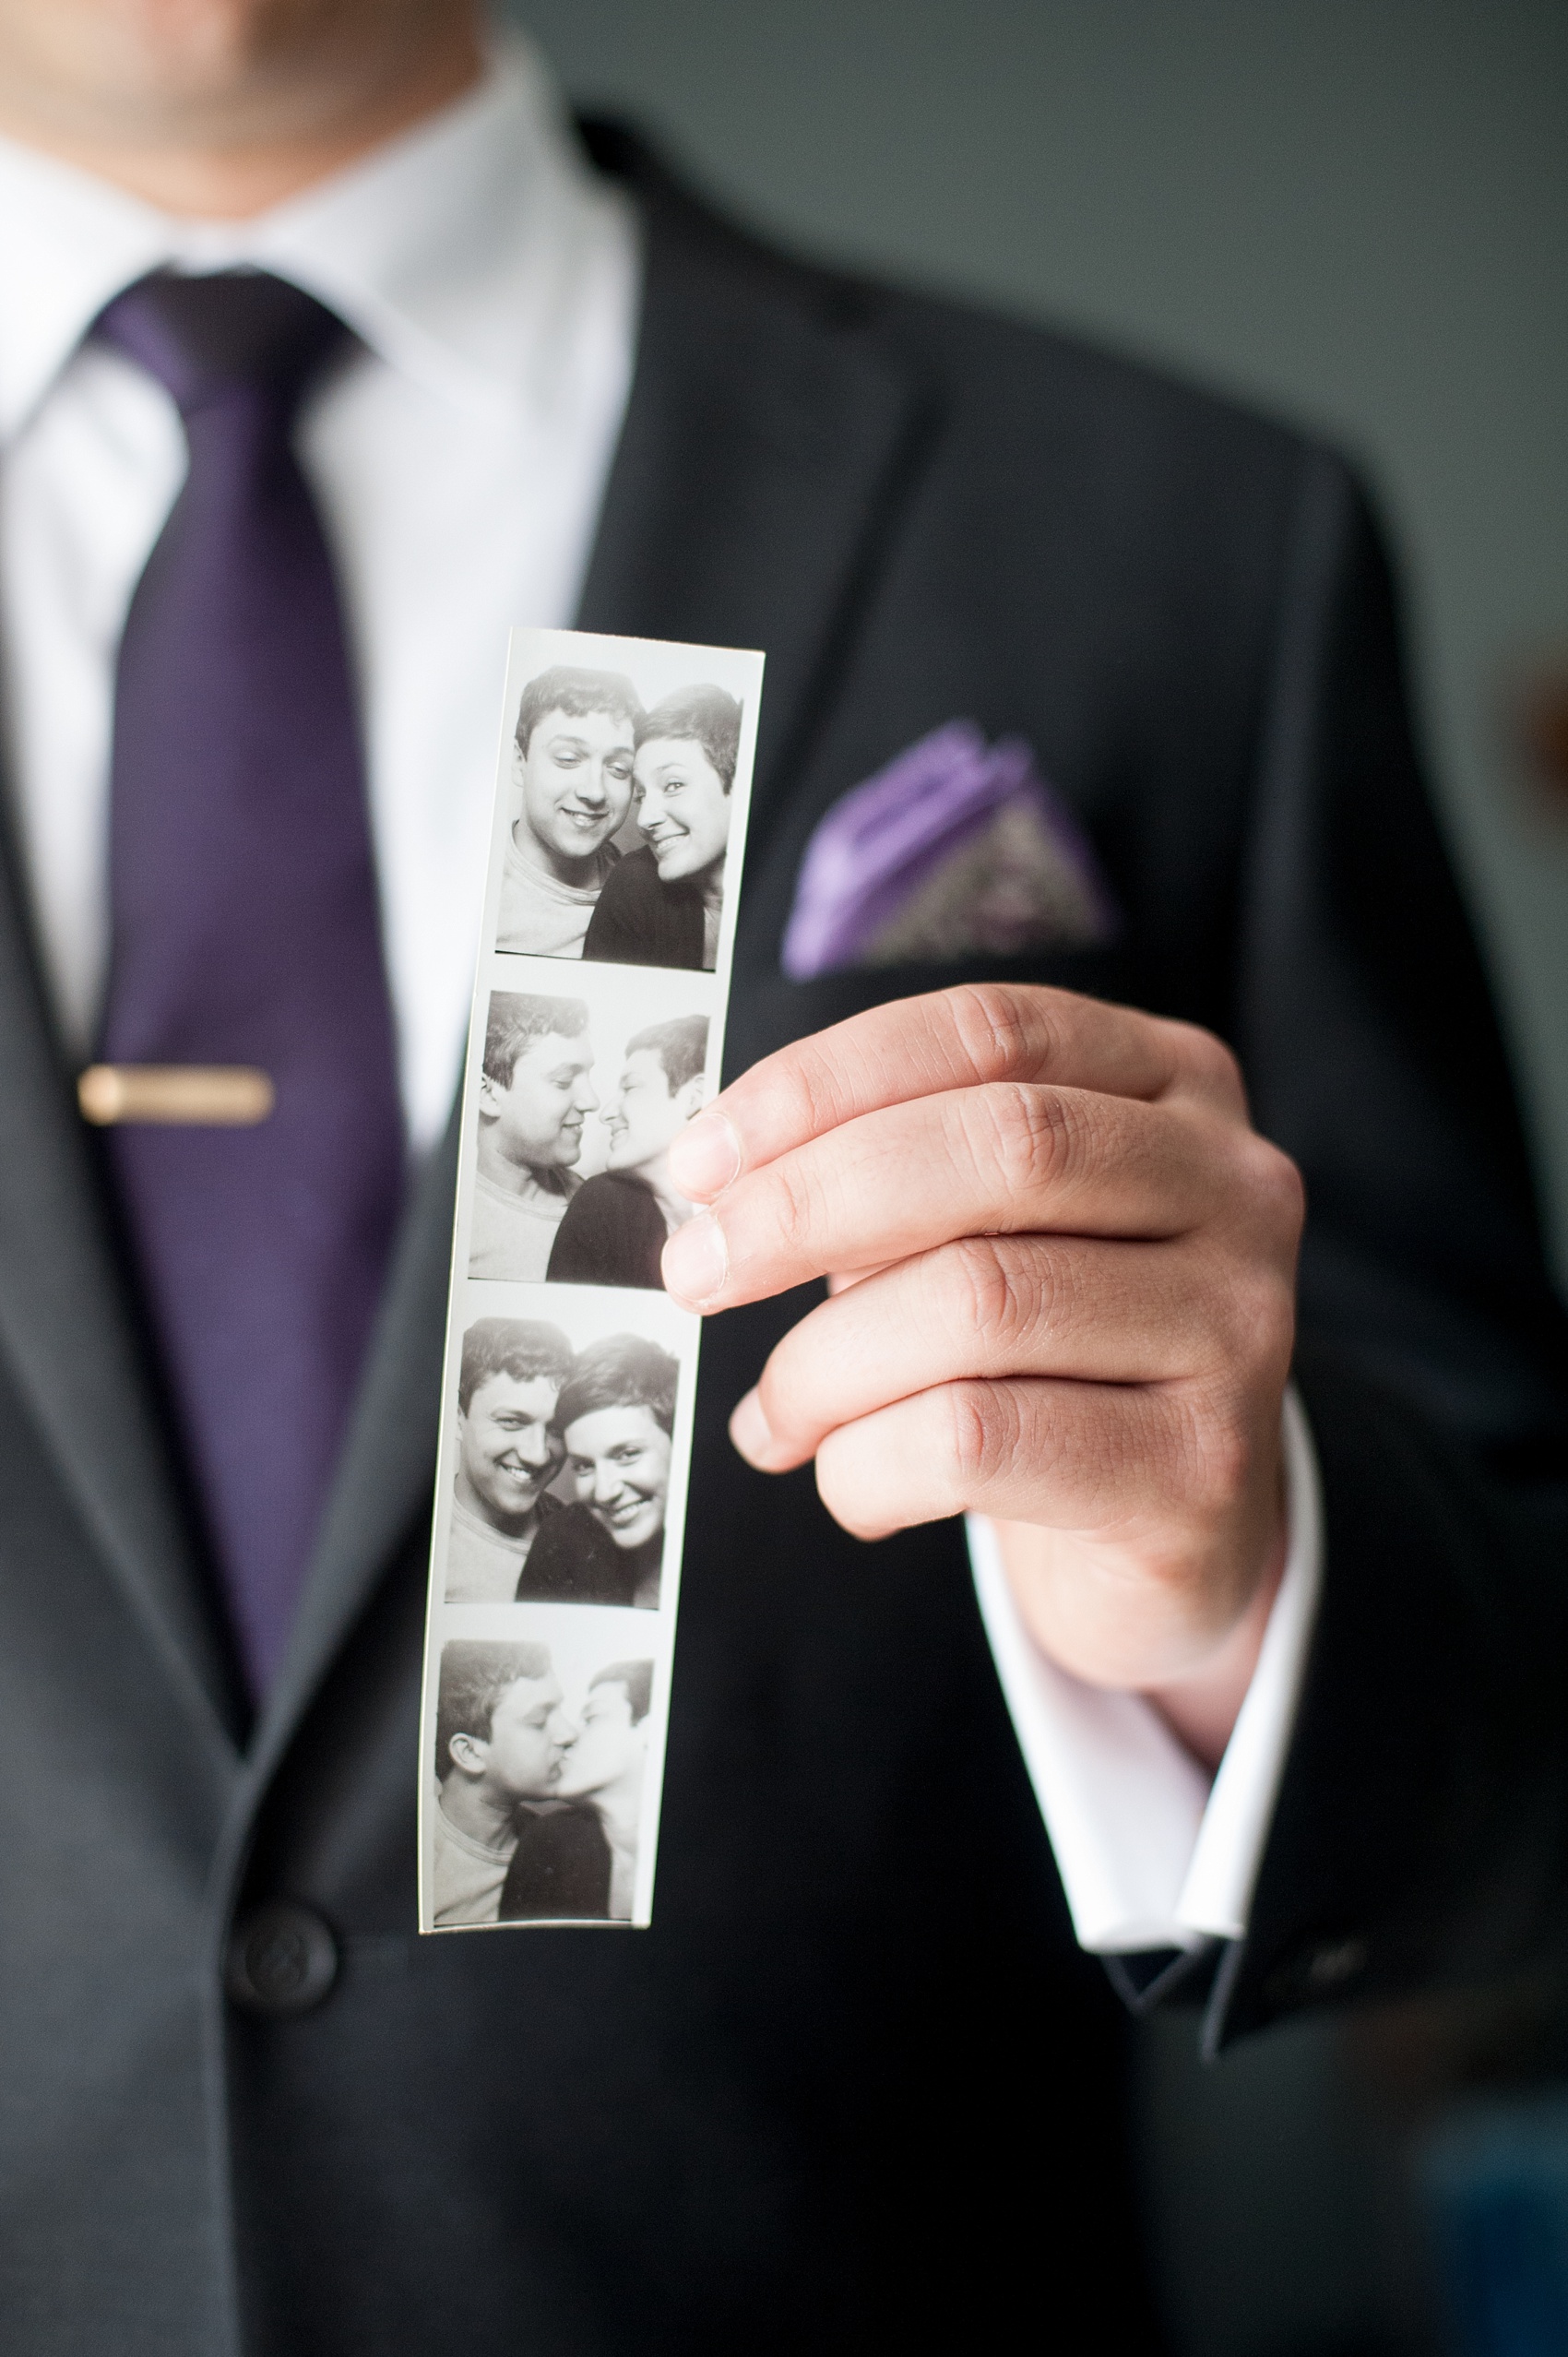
[417,626,765,1932]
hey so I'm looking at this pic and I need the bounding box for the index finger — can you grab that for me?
[669,982,1241,1200]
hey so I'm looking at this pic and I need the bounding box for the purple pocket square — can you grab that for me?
[780,720,1120,981]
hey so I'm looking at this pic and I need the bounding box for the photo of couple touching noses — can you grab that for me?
[469,992,711,1291]
[434,1641,654,1926]
[495,662,742,971]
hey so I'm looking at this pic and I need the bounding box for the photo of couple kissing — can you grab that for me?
[434,1641,653,1926]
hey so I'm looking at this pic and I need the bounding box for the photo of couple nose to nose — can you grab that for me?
[470,993,710,1291]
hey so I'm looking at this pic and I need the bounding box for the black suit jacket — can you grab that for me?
[2,124,1565,2356]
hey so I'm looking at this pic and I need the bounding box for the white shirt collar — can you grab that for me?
[0,30,633,437]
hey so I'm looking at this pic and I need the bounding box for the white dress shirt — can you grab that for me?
[0,31,1320,1957]
[0,33,637,1147]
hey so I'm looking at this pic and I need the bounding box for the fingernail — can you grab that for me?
[661,1210,728,1305]
[729,1387,776,1466]
[668,1110,741,1198]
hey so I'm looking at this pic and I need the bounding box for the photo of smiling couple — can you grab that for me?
[445,1317,676,1611]
[433,1639,655,1927]
[469,985,711,1291]
[496,662,742,971]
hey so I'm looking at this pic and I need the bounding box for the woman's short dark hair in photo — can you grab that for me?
[634,684,741,792]
[592,1660,654,1724]
[625,1013,708,1096]
[553,1334,679,1438]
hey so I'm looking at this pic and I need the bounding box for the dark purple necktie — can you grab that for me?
[94,269,404,1698]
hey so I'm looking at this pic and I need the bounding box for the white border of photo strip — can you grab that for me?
[418,626,765,1931]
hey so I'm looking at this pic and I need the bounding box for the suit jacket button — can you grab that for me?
[226,1902,339,2017]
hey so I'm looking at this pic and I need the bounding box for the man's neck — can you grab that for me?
[0,9,485,219]
[476,1125,556,1202]
[453,1469,538,1543]
[510,816,601,894]
[437,1775,520,1856]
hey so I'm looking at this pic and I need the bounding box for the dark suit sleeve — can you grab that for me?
[1202,452,1568,2047]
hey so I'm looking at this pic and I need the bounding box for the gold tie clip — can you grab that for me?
[77,1065,276,1127]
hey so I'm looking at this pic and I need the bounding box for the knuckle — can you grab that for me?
[944,1379,1025,1491]
[939,1235,1038,1352]
[1186,1228,1295,1378]
[948,982,1040,1081]
[786,1042,852,1137]
[1176,1381,1256,1514]
[1255,1139,1307,1238]
[968,1080,1076,1196]
[1223,1264,1297,1379]
[1209,1124,1304,1239]
[766,1152,822,1265]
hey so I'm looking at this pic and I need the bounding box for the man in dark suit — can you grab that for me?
[0,3,1565,2354]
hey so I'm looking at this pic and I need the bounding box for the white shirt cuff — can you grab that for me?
[967,1384,1323,1953]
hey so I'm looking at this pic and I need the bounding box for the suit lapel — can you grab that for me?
[250,137,936,1762]
[0,827,242,1756]
[574,127,933,894]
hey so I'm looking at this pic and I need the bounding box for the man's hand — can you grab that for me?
[662,984,1304,1766]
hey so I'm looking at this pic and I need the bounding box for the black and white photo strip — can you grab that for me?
[430,1610,665,1930]
[493,632,759,972]
[419,626,763,1937]
[468,962,718,1293]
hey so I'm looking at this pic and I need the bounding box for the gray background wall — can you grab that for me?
[511,0,1568,1279]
